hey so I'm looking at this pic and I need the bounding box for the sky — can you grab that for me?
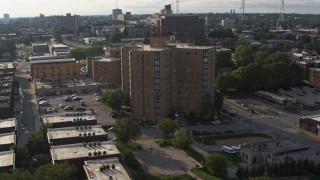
[0,0,319,17]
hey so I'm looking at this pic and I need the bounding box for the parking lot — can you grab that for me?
[37,93,116,127]
[279,86,319,106]
[134,139,198,175]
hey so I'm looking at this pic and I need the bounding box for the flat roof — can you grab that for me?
[47,125,107,140]
[301,114,320,122]
[0,63,14,70]
[84,158,131,180]
[0,118,16,129]
[242,138,307,154]
[134,44,214,52]
[51,141,120,161]
[0,151,14,168]
[0,132,15,145]
[96,58,120,62]
[32,43,48,46]
[30,58,76,64]
[43,115,97,124]
[51,44,70,48]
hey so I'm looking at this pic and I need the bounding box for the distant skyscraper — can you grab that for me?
[112,9,122,20]
[3,14,9,24]
[56,13,79,33]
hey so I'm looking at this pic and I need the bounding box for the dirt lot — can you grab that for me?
[134,139,199,175]
[37,93,116,127]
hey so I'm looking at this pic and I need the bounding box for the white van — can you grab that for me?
[231,146,241,153]
[221,146,236,154]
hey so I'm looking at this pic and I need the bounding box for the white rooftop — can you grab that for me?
[0,132,15,145]
[43,115,96,124]
[30,58,76,64]
[84,158,131,180]
[51,141,120,162]
[0,151,15,168]
[47,125,106,140]
[0,118,16,129]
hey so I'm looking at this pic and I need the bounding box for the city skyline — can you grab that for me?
[0,0,320,18]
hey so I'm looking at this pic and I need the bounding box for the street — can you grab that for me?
[15,61,36,144]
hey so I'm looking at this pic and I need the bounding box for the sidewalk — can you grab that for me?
[30,82,40,129]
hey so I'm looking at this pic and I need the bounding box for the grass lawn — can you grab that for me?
[194,133,272,145]
[152,174,195,180]
[302,104,320,111]
[208,152,242,167]
[115,141,141,152]
[182,146,206,165]
[191,168,222,180]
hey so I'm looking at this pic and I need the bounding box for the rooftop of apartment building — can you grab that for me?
[34,78,99,89]
[0,63,14,70]
[50,141,120,161]
[301,114,320,122]
[92,56,120,63]
[43,115,96,125]
[0,118,15,128]
[0,132,15,145]
[32,43,48,46]
[50,43,70,48]
[47,125,106,140]
[0,151,14,168]
[242,138,308,155]
[84,158,131,180]
[310,68,320,72]
[30,58,77,64]
[133,42,214,52]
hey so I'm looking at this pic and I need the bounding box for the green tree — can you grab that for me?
[34,163,76,180]
[157,118,178,139]
[216,50,233,72]
[214,90,224,118]
[253,51,268,64]
[265,51,290,64]
[109,32,122,43]
[143,37,150,44]
[206,153,227,178]
[235,43,254,66]
[172,128,192,149]
[0,169,33,180]
[236,166,245,180]
[27,124,52,155]
[11,144,29,168]
[113,118,141,143]
[86,46,105,58]
[209,27,237,39]
[68,47,87,61]
[33,154,52,168]
[215,72,239,93]
[103,90,130,113]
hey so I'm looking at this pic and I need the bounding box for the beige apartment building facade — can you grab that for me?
[92,58,121,84]
[122,38,215,122]
[31,59,80,80]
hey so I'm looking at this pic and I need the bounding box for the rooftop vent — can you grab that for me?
[88,132,91,136]
[92,132,95,136]
[80,126,83,130]
[106,164,110,170]
[93,142,96,146]
[83,142,87,147]
[97,151,101,156]
[88,142,91,147]
[103,151,107,155]
[76,126,79,130]
[84,133,87,137]
[88,152,92,156]
[93,151,97,156]
[84,126,87,130]
[112,164,115,169]
[98,141,101,146]
[79,133,82,137]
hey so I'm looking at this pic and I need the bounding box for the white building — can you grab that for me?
[221,18,235,29]
[3,14,9,24]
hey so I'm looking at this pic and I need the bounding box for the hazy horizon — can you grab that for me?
[1,0,320,18]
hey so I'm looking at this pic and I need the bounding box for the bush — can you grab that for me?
[206,153,227,178]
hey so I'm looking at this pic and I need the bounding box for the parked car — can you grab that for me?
[95,96,102,101]
[211,120,221,124]
[224,129,234,134]
[76,107,85,111]
[38,97,47,101]
[59,103,65,108]
[46,108,52,113]
[39,100,49,106]
[80,100,85,106]
[64,106,74,111]
[72,96,81,101]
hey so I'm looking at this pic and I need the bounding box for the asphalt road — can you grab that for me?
[224,100,320,150]
[15,61,35,144]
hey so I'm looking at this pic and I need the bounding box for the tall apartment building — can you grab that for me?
[155,15,205,36]
[122,38,215,122]
[112,9,122,20]
[56,13,79,33]
[91,57,121,84]
[30,59,80,80]
[3,14,9,24]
